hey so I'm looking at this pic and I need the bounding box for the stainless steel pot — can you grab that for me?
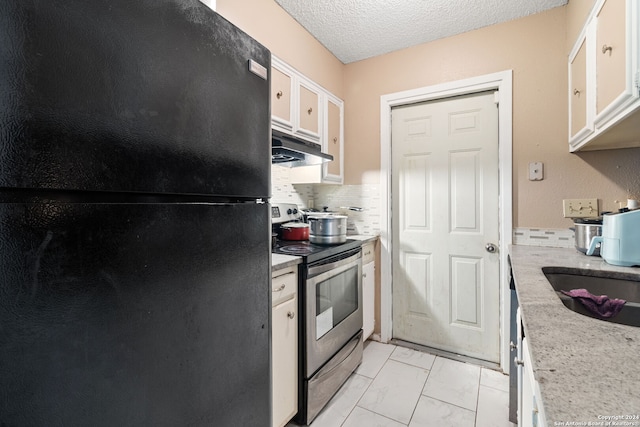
[307,214,348,244]
[572,219,602,255]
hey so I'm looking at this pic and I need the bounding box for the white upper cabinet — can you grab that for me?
[272,56,345,184]
[271,56,322,144]
[568,0,640,151]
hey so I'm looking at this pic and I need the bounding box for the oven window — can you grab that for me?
[316,264,358,340]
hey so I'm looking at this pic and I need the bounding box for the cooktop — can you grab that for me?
[273,238,362,264]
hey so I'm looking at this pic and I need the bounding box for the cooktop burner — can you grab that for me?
[273,238,362,264]
[276,243,317,256]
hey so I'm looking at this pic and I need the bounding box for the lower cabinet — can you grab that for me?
[361,241,376,340]
[517,309,547,427]
[271,267,298,427]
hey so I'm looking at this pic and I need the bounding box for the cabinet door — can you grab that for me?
[569,38,589,141]
[297,80,321,140]
[324,97,344,183]
[272,296,298,427]
[521,337,534,427]
[272,65,293,131]
[596,0,627,116]
[362,261,375,340]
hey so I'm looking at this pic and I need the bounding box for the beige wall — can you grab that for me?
[343,5,640,228]
[218,0,640,229]
[567,0,596,46]
[216,0,344,98]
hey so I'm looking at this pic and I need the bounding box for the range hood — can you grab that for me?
[272,129,333,167]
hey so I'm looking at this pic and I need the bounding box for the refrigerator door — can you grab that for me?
[0,201,270,426]
[0,0,270,199]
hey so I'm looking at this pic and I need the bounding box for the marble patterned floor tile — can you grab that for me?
[421,357,480,411]
[358,359,429,425]
[408,395,475,427]
[342,407,407,427]
[354,341,396,379]
[308,374,372,427]
[480,367,509,392]
[389,346,436,371]
[475,385,514,427]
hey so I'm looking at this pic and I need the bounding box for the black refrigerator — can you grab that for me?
[0,1,272,426]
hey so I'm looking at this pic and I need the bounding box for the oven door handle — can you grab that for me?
[307,250,361,278]
[312,333,361,382]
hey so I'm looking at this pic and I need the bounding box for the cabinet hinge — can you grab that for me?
[494,91,500,106]
[636,71,640,92]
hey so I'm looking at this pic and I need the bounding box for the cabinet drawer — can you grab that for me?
[362,242,375,265]
[272,267,297,307]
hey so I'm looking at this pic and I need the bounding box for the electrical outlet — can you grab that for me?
[562,198,599,218]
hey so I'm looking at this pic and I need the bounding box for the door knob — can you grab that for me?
[485,243,498,253]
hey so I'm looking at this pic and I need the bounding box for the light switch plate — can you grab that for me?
[562,198,599,218]
[529,162,543,181]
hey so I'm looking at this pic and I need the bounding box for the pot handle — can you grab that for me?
[586,236,603,256]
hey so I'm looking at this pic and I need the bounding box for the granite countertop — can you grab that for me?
[509,245,640,425]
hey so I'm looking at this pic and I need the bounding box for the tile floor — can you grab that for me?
[289,340,516,427]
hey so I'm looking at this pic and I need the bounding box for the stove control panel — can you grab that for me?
[272,203,302,224]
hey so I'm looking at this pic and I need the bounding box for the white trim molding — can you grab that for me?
[199,0,216,11]
[379,70,514,373]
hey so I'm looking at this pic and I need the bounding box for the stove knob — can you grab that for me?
[287,208,293,215]
[292,208,298,214]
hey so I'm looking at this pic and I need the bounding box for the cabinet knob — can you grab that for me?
[514,356,524,366]
[276,91,283,99]
[602,44,613,55]
[573,88,581,96]
[287,311,295,319]
[333,137,338,144]
[510,341,517,351]
[273,284,285,292]
[307,107,313,115]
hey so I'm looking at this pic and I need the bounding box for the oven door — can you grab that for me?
[305,248,363,377]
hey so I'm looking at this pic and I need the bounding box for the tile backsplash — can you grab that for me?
[273,165,576,245]
[513,227,574,248]
[313,184,381,235]
[271,165,313,208]
[270,165,381,236]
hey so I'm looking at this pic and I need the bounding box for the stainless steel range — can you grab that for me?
[272,203,363,425]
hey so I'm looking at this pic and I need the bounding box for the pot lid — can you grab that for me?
[282,222,309,228]
[307,214,348,219]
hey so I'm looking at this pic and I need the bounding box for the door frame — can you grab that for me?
[379,70,513,373]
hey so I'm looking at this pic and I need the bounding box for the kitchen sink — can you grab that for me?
[542,267,640,327]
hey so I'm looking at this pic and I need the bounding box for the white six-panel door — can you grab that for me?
[391,91,500,363]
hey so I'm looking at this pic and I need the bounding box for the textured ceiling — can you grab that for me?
[275,0,567,63]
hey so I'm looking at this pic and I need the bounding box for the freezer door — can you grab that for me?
[0,202,271,426]
[0,0,270,198]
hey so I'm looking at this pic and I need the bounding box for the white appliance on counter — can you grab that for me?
[587,209,640,266]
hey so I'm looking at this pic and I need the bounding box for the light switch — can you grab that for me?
[529,162,543,181]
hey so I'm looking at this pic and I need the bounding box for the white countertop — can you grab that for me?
[347,234,378,245]
[508,245,640,425]
[271,253,301,271]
